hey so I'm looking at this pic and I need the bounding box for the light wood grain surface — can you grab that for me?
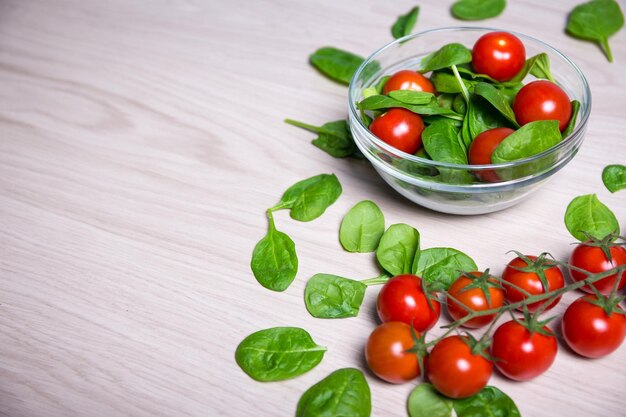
[0,1,625,416]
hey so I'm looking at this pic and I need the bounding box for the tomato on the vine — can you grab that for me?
[369,108,425,154]
[377,274,441,332]
[383,70,435,95]
[490,320,557,381]
[471,31,526,82]
[562,295,626,358]
[446,271,505,328]
[426,335,493,399]
[513,80,572,131]
[365,321,420,384]
[502,255,564,312]
[569,242,626,295]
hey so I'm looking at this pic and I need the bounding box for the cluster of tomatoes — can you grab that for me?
[369,31,573,172]
[364,240,626,399]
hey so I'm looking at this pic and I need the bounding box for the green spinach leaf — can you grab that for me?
[376,224,420,276]
[564,194,620,241]
[602,164,626,193]
[235,327,326,381]
[284,119,359,158]
[407,384,453,417]
[431,71,476,94]
[359,95,463,119]
[420,43,473,73]
[310,47,365,84]
[422,121,468,165]
[566,0,624,62]
[388,90,435,105]
[451,0,506,21]
[290,174,342,221]
[453,386,521,417]
[277,174,328,209]
[304,274,367,318]
[392,6,419,39]
[510,53,555,83]
[340,200,385,252]
[491,120,562,163]
[562,100,581,138]
[297,368,371,417]
[473,82,520,127]
[415,247,477,289]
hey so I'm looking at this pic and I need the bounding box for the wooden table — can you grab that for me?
[1,1,624,416]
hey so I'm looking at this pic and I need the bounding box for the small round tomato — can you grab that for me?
[446,271,505,328]
[472,31,526,82]
[490,320,557,381]
[383,70,435,94]
[377,274,441,332]
[468,127,515,182]
[365,321,420,383]
[513,80,572,131]
[369,108,425,154]
[569,243,626,295]
[562,295,626,358]
[426,335,493,399]
[502,255,564,312]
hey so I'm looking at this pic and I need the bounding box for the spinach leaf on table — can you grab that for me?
[415,247,477,289]
[451,0,506,21]
[453,386,521,417]
[420,43,473,73]
[473,82,520,127]
[422,121,468,165]
[407,384,453,417]
[310,47,365,84]
[562,100,581,138]
[376,223,420,276]
[491,120,562,163]
[340,200,385,253]
[284,119,359,158]
[273,173,342,221]
[602,164,626,193]
[297,368,371,417]
[304,274,367,318]
[564,194,620,241]
[566,0,624,62]
[392,6,419,40]
[235,327,326,381]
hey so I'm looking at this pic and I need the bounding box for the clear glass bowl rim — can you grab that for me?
[348,26,592,170]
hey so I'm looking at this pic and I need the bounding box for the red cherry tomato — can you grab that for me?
[382,70,436,95]
[365,322,420,383]
[472,31,526,82]
[562,295,626,358]
[513,80,572,131]
[426,335,493,399]
[369,109,425,154]
[490,320,557,381]
[446,272,505,328]
[569,243,626,295]
[377,274,441,332]
[502,255,564,313]
[468,127,515,182]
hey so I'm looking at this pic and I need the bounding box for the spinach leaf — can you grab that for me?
[566,0,624,62]
[564,194,620,241]
[491,120,562,163]
[451,0,506,21]
[304,274,367,318]
[453,386,521,417]
[420,43,473,73]
[310,47,364,84]
[340,200,385,252]
[422,121,468,165]
[510,53,555,83]
[388,90,435,105]
[392,6,419,40]
[359,95,463,119]
[235,327,326,381]
[277,174,328,209]
[376,224,420,276]
[562,100,580,138]
[602,164,626,193]
[297,368,371,417]
[284,119,359,158]
[473,82,520,127]
[465,95,510,147]
[437,94,455,110]
[250,211,298,291]
[407,384,453,417]
[290,174,343,221]
[415,247,477,289]
[453,94,467,114]
[431,71,476,94]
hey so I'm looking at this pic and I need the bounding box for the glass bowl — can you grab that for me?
[348,27,591,215]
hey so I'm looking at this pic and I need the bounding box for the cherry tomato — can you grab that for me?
[472,32,526,82]
[502,255,564,313]
[562,295,626,358]
[369,109,425,154]
[365,321,420,383]
[377,274,441,332]
[468,127,515,182]
[426,335,493,399]
[446,272,505,328]
[490,320,557,381]
[569,243,626,295]
[513,80,572,131]
[382,70,436,95]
